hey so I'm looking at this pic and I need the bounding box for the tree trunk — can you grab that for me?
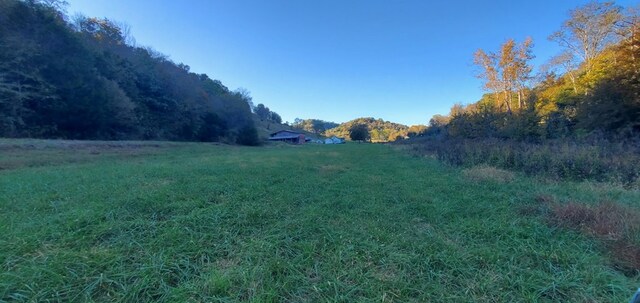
[568,71,578,94]
[503,90,512,114]
[517,90,523,110]
[632,24,638,74]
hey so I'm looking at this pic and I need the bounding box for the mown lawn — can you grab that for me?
[0,140,638,302]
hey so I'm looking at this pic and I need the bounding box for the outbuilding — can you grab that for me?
[268,130,305,144]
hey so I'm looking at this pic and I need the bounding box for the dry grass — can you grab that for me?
[535,195,640,274]
[549,201,640,241]
[0,139,190,170]
[610,242,640,273]
[462,165,516,183]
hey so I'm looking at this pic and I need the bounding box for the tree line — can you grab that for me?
[0,0,272,145]
[291,118,339,135]
[325,117,427,142]
[426,1,639,141]
[254,103,282,124]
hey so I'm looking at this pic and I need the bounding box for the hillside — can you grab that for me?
[324,117,426,142]
[423,3,639,141]
[291,119,339,136]
[0,0,265,145]
[398,1,640,187]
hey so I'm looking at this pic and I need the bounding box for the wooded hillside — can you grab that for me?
[324,117,426,142]
[0,0,264,145]
[291,119,339,136]
[427,2,639,141]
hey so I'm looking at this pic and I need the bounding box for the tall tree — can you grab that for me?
[515,37,535,108]
[268,111,282,124]
[549,1,622,75]
[474,38,534,113]
[254,103,270,121]
[617,5,639,73]
[547,51,579,93]
[499,39,517,111]
[474,49,507,112]
[349,124,370,142]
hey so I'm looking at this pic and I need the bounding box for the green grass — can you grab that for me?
[0,140,638,302]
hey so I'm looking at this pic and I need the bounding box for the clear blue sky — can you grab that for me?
[67,0,636,126]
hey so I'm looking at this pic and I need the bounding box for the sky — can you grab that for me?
[67,0,637,126]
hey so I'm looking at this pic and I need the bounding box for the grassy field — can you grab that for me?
[0,140,639,302]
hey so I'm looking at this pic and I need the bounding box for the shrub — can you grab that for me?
[236,124,260,146]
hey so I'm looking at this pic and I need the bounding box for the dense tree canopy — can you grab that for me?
[348,124,370,142]
[426,1,639,142]
[253,103,282,124]
[0,0,264,145]
[291,118,339,135]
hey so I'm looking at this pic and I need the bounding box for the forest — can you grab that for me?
[423,2,638,140]
[402,1,640,185]
[291,118,339,136]
[0,0,267,145]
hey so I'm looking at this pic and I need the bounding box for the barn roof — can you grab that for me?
[269,130,303,140]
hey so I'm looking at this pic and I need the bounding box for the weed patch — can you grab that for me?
[398,137,640,186]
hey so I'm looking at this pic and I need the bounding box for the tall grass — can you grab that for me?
[400,137,640,186]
